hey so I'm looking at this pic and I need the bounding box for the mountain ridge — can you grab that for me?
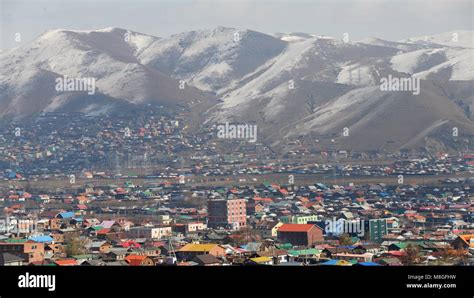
[1,27,473,152]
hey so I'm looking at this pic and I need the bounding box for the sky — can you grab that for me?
[0,0,473,49]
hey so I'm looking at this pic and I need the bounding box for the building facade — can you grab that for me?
[207,198,246,229]
[368,219,388,243]
[277,224,323,246]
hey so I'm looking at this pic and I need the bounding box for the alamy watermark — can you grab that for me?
[325,217,365,237]
[55,75,96,95]
[380,75,420,95]
[216,122,257,142]
[18,273,55,292]
[0,217,38,234]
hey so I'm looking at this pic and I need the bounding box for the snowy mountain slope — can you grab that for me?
[209,37,401,125]
[356,37,427,51]
[0,27,212,118]
[203,31,473,152]
[138,27,287,92]
[403,30,474,49]
[1,27,473,151]
[278,81,474,151]
[219,37,318,109]
[390,48,447,74]
[411,48,474,81]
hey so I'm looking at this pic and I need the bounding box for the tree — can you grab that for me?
[453,247,468,265]
[338,233,353,246]
[439,244,453,263]
[65,237,87,256]
[230,227,261,246]
[401,243,420,266]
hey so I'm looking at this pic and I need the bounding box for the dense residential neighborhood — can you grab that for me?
[1,174,473,266]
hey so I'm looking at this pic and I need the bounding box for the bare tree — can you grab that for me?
[338,233,353,246]
[401,243,420,266]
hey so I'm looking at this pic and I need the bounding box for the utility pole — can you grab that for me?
[168,239,177,265]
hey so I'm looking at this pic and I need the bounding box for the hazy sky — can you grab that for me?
[1,0,473,49]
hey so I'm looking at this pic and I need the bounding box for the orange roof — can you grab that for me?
[55,259,77,266]
[458,234,474,248]
[253,197,273,203]
[278,224,316,233]
[125,255,147,265]
[97,228,111,235]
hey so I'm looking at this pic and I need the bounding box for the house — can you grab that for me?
[451,234,474,250]
[191,254,222,266]
[50,233,65,244]
[81,259,106,266]
[186,222,207,233]
[256,249,289,264]
[28,235,54,244]
[105,260,129,266]
[353,261,381,266]
[378,257,402,266]
[254,221,281,238]
[126,226,172,240]
[156,215,172,225]
[0,252,24,266]
[320,259,353,266]
[74,204,88,214]
[352,244,383,254]
[125,254,155,266]
[280,215,318,225]
[107,248,129,261]
[242,242,263,253]
[140,246,161,257]
[83,218,100,228]
[287,248,320,262]
[0,241,44,264]
[54,258,77,266]
[88,241,112,254]
[120,240,142,249]
[277,224,323,246]
[49,218,61,230]
[99,220,120,230]
[271,222,284,238]
[333,252,373,262]
[246,256,273,265]
[177,243,226,261]
[57,211,75,220]
[322,247,353,258]
[45,243,64,259]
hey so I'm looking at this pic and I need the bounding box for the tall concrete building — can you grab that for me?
[368,218,388,243]
[207,198,246,229]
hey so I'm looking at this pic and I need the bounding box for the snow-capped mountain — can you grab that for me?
[200,30,473,151]
[0,27,212,118]
[1,27,473,151]
[138,26,287,93]
[403,30,474,49]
